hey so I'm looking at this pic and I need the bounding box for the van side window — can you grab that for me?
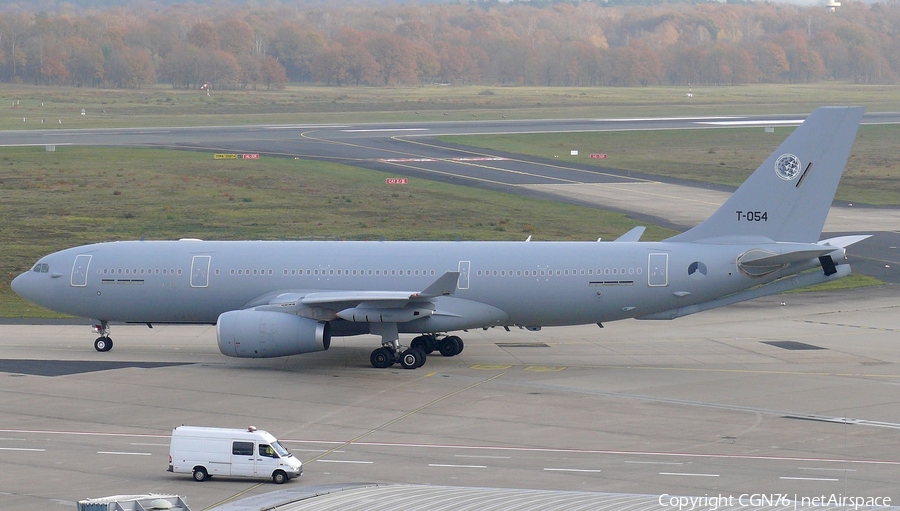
[232,441,253,456]
[259,444,277,458]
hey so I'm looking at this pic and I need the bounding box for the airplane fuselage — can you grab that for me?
[15,239,810,332]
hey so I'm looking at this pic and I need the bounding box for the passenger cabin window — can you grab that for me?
[232,441,254,456]
[259,444,278,458]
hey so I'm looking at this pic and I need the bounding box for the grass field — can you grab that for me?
[444,124,900,206]
[1,83,898,129]
[0,146,677,317]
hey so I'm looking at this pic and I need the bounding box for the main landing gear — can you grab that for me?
[369,334,465,369]
[92,320,113,352]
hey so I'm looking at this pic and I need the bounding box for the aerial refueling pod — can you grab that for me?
[217,310,330,358]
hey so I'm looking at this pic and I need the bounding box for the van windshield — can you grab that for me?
[272,441,291,457]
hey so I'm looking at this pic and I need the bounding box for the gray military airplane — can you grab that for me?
[12,106,868,369]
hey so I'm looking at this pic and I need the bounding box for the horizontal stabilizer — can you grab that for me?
[818,235,872,248]
[737,247,834,267]
[638,264,851,320]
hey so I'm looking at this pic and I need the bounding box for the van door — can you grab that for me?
[256,443,280,477]
[230,440,256,477]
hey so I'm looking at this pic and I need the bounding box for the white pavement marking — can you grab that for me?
[780,476,840,481]
[798,467,856,472]
[97,451,152,456]
[599,117,741,122]
[660,472,720,477]
[0,447,45,452]
[698,119,804,126]
[624,460,684,465]
[342,128,429,132]
[316,459,373,464]
[544,468,602,473]
[455,455,512,459]
[429,464,487,469]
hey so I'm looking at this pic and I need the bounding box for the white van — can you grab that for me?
[168,426,302,484]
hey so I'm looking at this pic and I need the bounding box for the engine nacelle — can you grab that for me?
[217,310,330,358]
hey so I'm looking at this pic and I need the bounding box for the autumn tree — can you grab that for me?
[0,1,898,89]
[260,55,287,90]
[368,33,418,86]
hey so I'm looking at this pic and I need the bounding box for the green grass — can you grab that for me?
[443,124,900,206]
[786,273,884,293]
[1,83,899,129]
[0,145,677,317]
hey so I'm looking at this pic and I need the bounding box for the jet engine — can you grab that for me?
[217,310,330,358]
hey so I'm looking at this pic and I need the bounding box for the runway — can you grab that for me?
[1,285,899,509]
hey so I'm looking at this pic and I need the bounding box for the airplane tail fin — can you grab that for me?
[666,106,864,244]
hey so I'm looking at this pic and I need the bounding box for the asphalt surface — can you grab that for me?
[1,286,900,510]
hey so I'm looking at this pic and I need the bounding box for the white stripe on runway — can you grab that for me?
[429,464,486,469]
[660,472,719,477]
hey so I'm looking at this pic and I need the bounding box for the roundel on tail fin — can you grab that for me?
[774,153,802,180]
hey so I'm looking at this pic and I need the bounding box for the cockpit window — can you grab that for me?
[32,263,49,273]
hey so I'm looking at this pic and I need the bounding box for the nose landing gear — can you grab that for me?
[92,320,113,352]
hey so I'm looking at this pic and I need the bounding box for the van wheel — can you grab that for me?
[192,467,208,482]
[272,470,287,484]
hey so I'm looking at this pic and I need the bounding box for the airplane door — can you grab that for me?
[71,255,92,287]
[230,441,256,477]
[648,253,668,287]
[190,256,211,288]
[457,261,470,290]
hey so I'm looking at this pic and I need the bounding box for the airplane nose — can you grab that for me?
[9,272,34,301]
[10,271,26,297]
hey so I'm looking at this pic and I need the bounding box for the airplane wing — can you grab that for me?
[302,270,460,306]
[250,271,461,322]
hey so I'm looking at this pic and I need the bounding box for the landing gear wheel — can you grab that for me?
[411,335,436,354]
[439,336,462,357]
[370,347,394,369]
[94,337,113,352]
[192,467,208,482]
[413,348,426,367]
[272,470,287,484]
[400,348,425,369]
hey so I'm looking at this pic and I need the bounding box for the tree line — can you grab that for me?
[0,0,896,90]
